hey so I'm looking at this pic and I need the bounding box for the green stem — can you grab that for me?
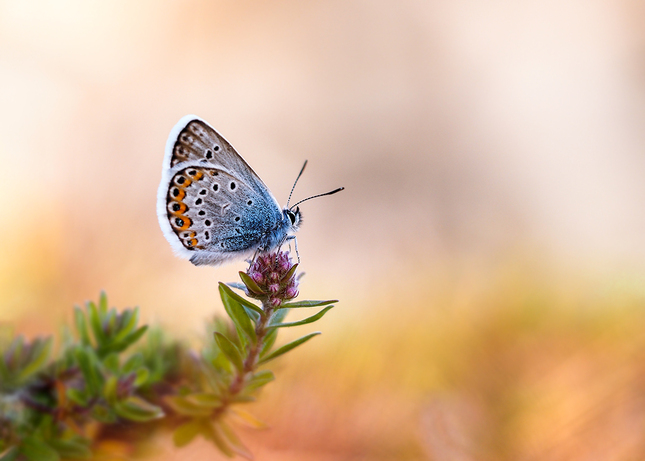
[222,302,274,401]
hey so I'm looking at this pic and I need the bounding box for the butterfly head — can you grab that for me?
[284,206,302,232]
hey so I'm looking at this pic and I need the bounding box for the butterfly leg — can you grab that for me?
[281,235,299,264]
[249,247,262,266]
[293,236,300,264]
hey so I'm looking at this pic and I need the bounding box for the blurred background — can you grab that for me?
[2,0,645,459]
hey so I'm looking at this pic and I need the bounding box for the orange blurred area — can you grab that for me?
[2,0,645,459]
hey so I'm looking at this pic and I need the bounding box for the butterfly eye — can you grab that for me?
[287,210,296,225]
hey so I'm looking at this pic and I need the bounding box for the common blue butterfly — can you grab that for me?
[157,115,343,266]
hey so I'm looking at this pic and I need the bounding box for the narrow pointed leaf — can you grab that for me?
[229,408,269,429]
[218,284,256,344]
[260,309,289,358]
[17,337,52,382]
[226,282,247,291]
[114,396,164,422]
[220,282,264,317]
[73,306,91,345]
[113,307,139,343]
[244,370,275,392]
[185,392,221,408]
[259,332,321,364]
[238,272,263,295]
[218,420,253,460]
[120,325,148,350]
[87,302,105,346]
[165,395,213,417]
[279,299,338,309]
[269,305,334,328]
[98,291,108,314]
[173,419,203,448]
[280,263,299,283]
[75,347,102,394]
[204,420,234,457]
[47,438,92,459]
[19,437,60,461]
[214,332,244,372]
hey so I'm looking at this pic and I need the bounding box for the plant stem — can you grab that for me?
[225,302,274,398]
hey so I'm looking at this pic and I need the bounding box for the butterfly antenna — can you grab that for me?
[290,187,345,210]
[287,160,308,208]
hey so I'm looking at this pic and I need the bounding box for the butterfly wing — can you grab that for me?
[157,116,283,266]
[163,115,279,205]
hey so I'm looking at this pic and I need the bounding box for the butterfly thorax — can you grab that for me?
[257,207,301,252]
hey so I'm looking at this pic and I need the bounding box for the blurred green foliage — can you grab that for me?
[0,257,336,460]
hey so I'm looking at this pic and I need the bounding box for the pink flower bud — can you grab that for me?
[270,297,282,308]
[285,287,299,299]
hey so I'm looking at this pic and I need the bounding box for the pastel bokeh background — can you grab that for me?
[2,1,645,459]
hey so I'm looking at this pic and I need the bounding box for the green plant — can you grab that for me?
[0,251,336,460]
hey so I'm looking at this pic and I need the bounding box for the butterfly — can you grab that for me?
[157,115,343,266]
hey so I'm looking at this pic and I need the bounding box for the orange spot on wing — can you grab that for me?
[169,201,188,214]
[169,188,186,201]
[172,216,192,231]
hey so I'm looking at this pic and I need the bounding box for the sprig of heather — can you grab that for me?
[0,250,337,460]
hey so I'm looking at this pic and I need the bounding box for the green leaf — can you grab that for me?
[134,367,149,386]
[231,394,256,403]
[102,353,119,373]
[243,306,261,324]
[280,263,299,283]
[204,420,235,458]
[229,408,268,429]
[218,420,253,460]
[19,437,60,461]
[218,284,260,342]
[268,305,334,328]
[103,375,118,403]
[121,325,148,349]
[87,301,105,346]
[243,370,275,393]
[260,309,289,358]
[279,299,338,309]
[214,332,244,372]
[122,352,143,374]
[165,395,214,417]
[67,387,89,406]
[47,438,92,460]
[113,308,139,343]
[173,419,203,448]
[102,325,148,355]
[75,347,103,395]
[185,392,221,408]
[259,332,321,365]
[238,271,263,295]
[114,396,164,422]
[226,282,247,291]
[98,291,108,315]
[73,306,90,346]
[17,337,52,382]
